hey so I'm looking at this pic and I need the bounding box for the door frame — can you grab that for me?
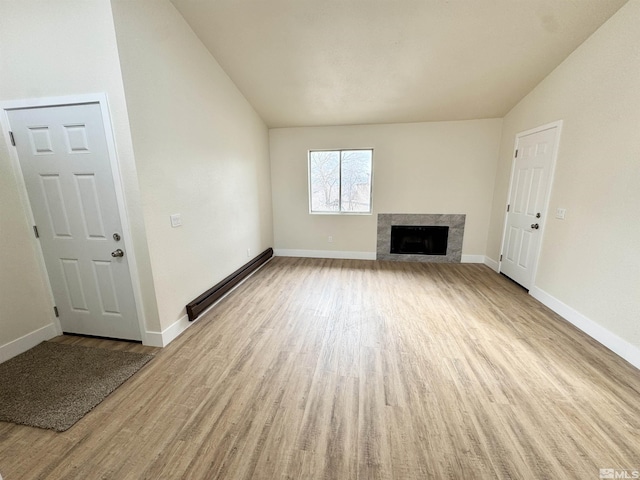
[498,120,563,290]
[1,93,146,342]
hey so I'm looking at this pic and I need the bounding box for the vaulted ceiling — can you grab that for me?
[170,0,628,128]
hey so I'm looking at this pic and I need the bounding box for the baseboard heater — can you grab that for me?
[186,247,273,321]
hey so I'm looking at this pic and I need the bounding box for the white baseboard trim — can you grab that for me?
[144,313,190,347]
[143,331,164,348]
[274,250,500,267]
[0,323,59,364]
[530,286,640,370]
[484,256,499,272]
[274,249,376,260]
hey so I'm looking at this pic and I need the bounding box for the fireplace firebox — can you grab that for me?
[390,225,449,255]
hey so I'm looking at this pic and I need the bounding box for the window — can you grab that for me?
[309,149,373,214]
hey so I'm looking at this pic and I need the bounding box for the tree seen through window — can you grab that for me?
[309,149,372,213]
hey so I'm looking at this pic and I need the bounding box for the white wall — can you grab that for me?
[0,0,161,356]
[111,0,273,333]
[270,120,502,258]
[487,0,640,356]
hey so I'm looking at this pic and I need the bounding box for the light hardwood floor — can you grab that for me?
[1,257,639,479]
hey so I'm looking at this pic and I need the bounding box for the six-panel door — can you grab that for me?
[8,103,141,340]
[500,126,558,289]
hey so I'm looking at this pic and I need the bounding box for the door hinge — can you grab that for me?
[33,225,40,238]
[507,204,510,212]
[53,306,59,317]
[515,149,518,158]
[9,131,16,146]
[500,254,503,261]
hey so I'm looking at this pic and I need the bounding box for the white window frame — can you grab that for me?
[308,148,374,215]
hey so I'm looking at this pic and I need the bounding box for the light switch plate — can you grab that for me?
[170,213,182,227]
[555,208,566,220]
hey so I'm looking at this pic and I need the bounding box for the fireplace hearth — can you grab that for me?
[377,214,465,263]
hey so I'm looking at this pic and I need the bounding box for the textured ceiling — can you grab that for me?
[170,0,628,128]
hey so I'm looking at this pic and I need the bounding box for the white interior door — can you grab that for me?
[500,124,559,289]
[7,102,141,340]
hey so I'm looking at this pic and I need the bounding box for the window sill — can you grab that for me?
[309,211,373,216]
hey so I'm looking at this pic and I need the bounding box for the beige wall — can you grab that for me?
[487,0,640,348]
[111,0,273,330]
[270,120,502,256]
[0,0,161,349]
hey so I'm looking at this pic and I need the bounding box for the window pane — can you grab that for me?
[340,150,372,212]
[309,151,340,212]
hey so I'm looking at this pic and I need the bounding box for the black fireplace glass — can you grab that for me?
[390,225,449,255]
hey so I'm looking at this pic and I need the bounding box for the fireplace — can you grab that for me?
[390,225,449,255]
[377,214,465,263]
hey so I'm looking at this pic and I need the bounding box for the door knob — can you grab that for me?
[111,249,124,258]
[530,224,539,230]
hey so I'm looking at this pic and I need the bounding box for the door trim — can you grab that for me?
[1,93,146,342]
[498,120,563,290]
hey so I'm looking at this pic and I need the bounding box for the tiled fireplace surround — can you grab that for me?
[376,213,466,263]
